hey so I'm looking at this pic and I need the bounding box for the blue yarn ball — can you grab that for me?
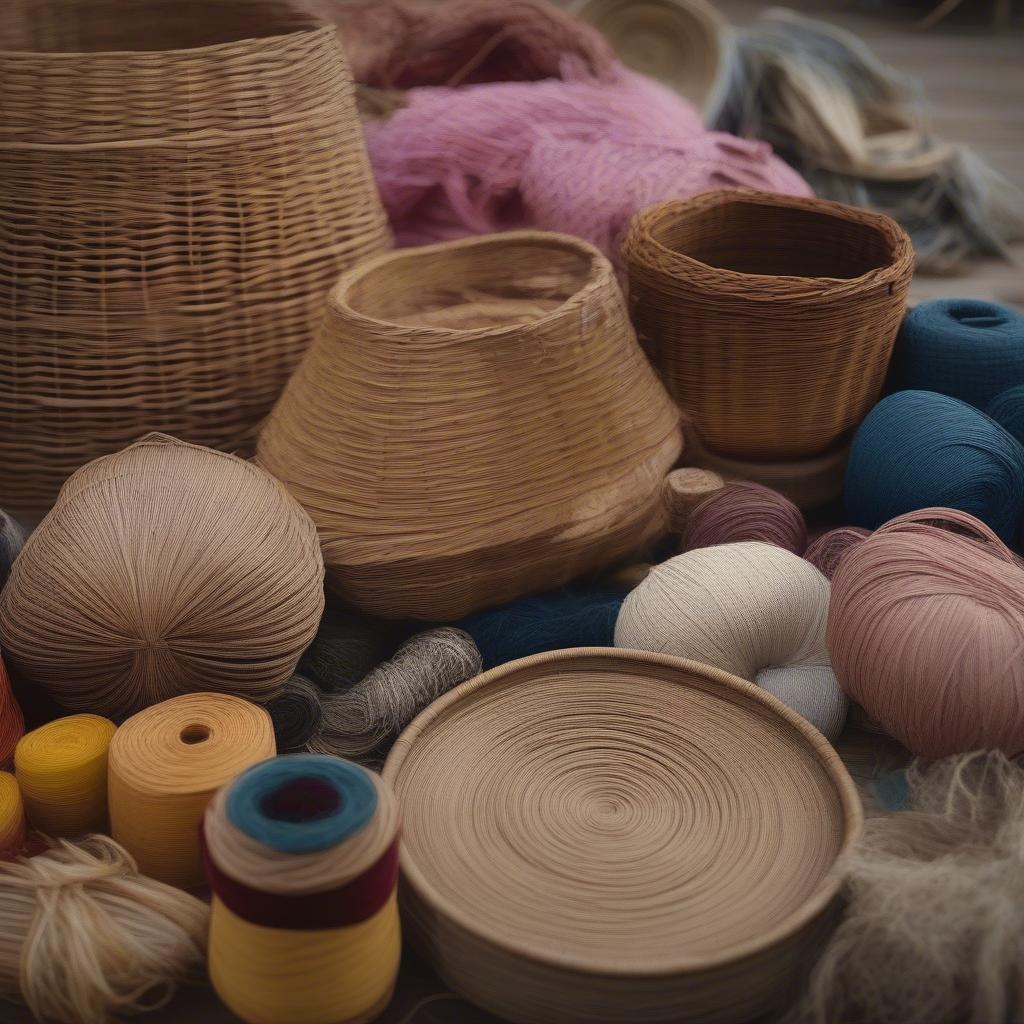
[845,390,1024,543]
[987,385,1024,448]
[895,298,1024,410]
[457,589,626,670]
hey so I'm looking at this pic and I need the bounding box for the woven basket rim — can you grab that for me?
[0,6,330,59]
[629,188,914,300]
[384,646,863,977]
[327,230,611,340]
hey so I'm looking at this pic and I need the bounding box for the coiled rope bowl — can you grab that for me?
[384,649,861,1024]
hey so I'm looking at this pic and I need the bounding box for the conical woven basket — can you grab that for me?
[0,0,390,521]
[257,231,682,620]
[384,649,862,1024]
[624,190,914,460]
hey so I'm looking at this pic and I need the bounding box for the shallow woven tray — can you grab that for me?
[384,649,862,1024]
[0,0,389,521]
[625,189,914,460]
[258,232,682,620]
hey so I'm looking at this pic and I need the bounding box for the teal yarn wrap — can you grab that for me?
[895,299,1024,410]
[987,385,1024,448]
[845,390,1024,543]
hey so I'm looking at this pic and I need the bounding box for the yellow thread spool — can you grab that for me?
[15,714,116,837]
[204,755,401,1024]
[0,771,25,855]
[108,692,275,890]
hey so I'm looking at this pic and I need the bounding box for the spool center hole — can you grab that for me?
[261,778,341,824]
[180,724,210,745]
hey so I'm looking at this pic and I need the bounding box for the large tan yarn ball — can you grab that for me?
[615,542,848,740]
[0,434,324,721]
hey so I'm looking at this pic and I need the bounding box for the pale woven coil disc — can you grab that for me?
[0,434,324,721]
[384,649,861,1024]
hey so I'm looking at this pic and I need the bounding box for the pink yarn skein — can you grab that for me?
[364,66,812,263]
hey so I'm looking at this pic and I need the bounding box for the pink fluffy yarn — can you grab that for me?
[364,66,812,262]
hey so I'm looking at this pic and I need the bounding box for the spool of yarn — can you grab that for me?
[0,834,208,1024]
[0,434,325,720]
[14,715,116,838]
[458,590,625,671]
[804,527,871,580]
[0,773,25,857]
[616,542,848,740]
[0,509,24,591]
[828,508,1024,758]
[203,755,401,1024]
[108,692,276,890]
[299,600,395,694]
[0,655,23,768]
[663,467,725,534]
[364,67,809,260]
[789,751,1024,1024]
[680,481,808,555]
[309,629,482,760]
[268,676,324,754]
[987,384,1024,447]
[895,299,1024,409]
[845,390,1024,544]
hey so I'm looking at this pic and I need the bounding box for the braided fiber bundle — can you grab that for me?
[895,299,1024,410]
[616,543,848,740]
[844,391,1024,544]
[0,0,388,521]
[325,0,616,87]
[384,649,861,1024]
[15,715,115,839]
[987,385,1024,447]
[0,434,324,720]
[268,676,324,754]
[787,751,1024,1024]
[829,509,1024,758]
[0,656,22,769]
[0,773,25,857]
[575,0,725,111]
[805,527,870,580]
[364,68,809,261]
[309,629,481,762]
[0,834,208,1024]
[258,232,682,619]
[625,190,913,460]
[204,756,401,1024]
[681,482,808,555]
[108,692,276,890]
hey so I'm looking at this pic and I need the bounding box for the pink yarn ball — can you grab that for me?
[828,508,1024,758]
[805,527,871,580]
[364,66,811,262]
[681,482,808,555]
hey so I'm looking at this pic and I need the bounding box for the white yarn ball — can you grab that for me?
[614,541,848,740]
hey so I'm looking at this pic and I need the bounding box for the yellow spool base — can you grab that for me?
[209,892,401,1024]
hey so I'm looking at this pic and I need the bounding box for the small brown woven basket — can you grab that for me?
[624,189,914,460]
[0,0,390,521]
[257,231,682,620]
[384,648,862,1024]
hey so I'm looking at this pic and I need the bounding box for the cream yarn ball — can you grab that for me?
[615,541,848,740]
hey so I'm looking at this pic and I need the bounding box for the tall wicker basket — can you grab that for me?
[0,0,390,520]
[624,190,914,460]
[257,231,683,620]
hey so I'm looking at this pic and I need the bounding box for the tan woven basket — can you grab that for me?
[384,649,862,1024]
[0,0,390,521]
[624,189,914,460]
[257,232,682,620]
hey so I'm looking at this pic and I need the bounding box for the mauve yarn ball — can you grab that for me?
[805,527,871,580]
[680,482,807,555]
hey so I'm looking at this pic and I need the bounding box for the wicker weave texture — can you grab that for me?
[257,231,682,620]
[624,189,914,460]
[0,0,390,521]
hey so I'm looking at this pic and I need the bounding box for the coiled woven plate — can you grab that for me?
[384,649,861,1024]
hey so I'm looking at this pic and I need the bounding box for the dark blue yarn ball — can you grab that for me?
[845,390,1024,543]
[987,385,1024,448]
[456,589,626,670]
[895,298,1024,410]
